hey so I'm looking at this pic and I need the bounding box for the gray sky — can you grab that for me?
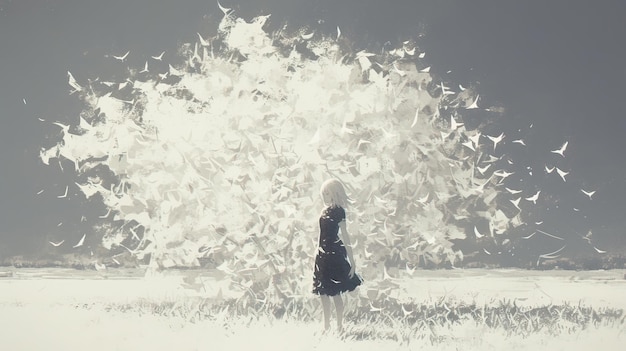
[1,0,625,255]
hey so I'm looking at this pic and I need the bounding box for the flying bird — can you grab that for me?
[217,0,233,15]
[49,240,64,247]
[67,71,83,93]
[510,197,521,210]
[487,132,504,151]
[112,50,130,62]
[555,168,569,182]
[73,234,86,248]
[545,165,555,174]
[593,246,607,254]
[474,226,484,239]
[462,140,475,151]
[476,164,491,175]
[57,185,69,198]
[512,139,526,146]
[580,230,593,244]
[493,170,514,179]
[551,141,568,157]
[525,190,541,204]
[197,32,210,46]
[99,208,111,218]
[450,116,463,130]
[505,187,522,195]
[301,31,315,40]
[521,232,536,240]
[139,61,149,73]
[468,132,481,147]
[151,51,165,61]
[466,94,480,109]
[581,189,596,199]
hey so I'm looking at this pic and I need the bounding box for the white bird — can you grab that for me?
[73,234,86,248]
[593,246,607,254]
[556,168,569,182]
[459,84,467,91]
[580,231,593,244]
[99,208,112,219]
[450,115,463,130]
[440,130,453,141]
[466,94,480,109]
[151,51,165,61]
[581,189,596,199]
[512,139,526,146]
[462,140,475,151]
[418,52,425,59]
[525,190,541,204]
[468,132,481,147]
[551,141,568,157]
[419,66,431,73]
[57,185,69,198]
[505,187,522,195]
[36,189,44,195]
[336,26,341,40]
[217,0,232,16]
[476,164,491,175]
[510,197,521,210]
[493,170,514,179]
[197,32,210,46]
[139,61,149,73]
[521,232,535,240]
[474,226,485,239]
[67,71,83,93]
[112,51,130,62]
[301,31,315,40]
[49,240,64,247]
[545,165,555,174]
[483,248,491,255]
[487,132,504,151]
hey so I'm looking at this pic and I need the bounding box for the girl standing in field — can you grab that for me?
[312,179,362,333]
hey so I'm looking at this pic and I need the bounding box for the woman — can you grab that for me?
[312,178,362,333]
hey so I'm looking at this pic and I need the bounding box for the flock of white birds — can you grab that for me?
[36,2,605,280]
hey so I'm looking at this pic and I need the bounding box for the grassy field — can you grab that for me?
[1,268,624,350]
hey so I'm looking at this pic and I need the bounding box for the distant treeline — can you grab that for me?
[1,252,625,271]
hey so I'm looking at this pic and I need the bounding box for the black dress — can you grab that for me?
[312,205,362,296]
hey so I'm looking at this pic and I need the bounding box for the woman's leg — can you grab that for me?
[332,294,344,332]
[320,295,331,331]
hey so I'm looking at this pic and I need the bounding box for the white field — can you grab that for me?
[1,268,624,350]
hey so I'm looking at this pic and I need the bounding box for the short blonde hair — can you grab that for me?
[320,178,349,208]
